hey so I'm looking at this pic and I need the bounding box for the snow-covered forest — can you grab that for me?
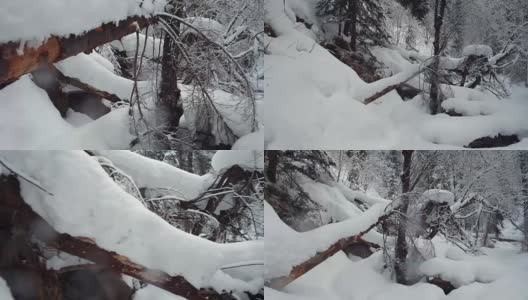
[265,0,528,149]
[0,150,264,299]
[4,0,528,299]
[0,0,263,150]
[265,150,528,299]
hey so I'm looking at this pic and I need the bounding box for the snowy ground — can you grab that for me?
[264,0,528,149]
[265,201,528,300]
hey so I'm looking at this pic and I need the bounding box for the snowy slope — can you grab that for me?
[0,151,262,290]
[264,0,528,149]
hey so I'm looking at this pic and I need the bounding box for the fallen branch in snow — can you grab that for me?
[0,16,155,85]
[266,213,389,290]
[364,69,424,104]
[53,65,123,103]
[0,175,234,300]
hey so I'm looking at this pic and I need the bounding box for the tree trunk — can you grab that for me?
[160,1,184,128]
[429,0,448,115]
[265,151,279,184]
[521,153,528,251]
[394,150,413,284]
[348,0,359,51]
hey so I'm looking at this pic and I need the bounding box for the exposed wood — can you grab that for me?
[266,214,389,290]
[0,16,154,85]
[364,70,423,104]
[0,175,234,300]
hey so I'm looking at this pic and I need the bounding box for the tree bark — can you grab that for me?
[265,151,279,183]
[0,175,233,300]
[394,150,413,284]
[521,153,528,251]
[348,0,359,51]
[0,16,154,85]
[160,1,184,128]
[429,0,448,115]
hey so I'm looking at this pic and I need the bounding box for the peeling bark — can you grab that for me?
[0,16,154,85]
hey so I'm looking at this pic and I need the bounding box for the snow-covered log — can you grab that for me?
[265,201,390,289]
[0,175,233,300]
[0,16,154,85]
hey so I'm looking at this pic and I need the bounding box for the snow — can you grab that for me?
[265,239,528,300]
[423,189,455,205]
[56,52,139,100]
[94,150,212,199]
[211,150,264,172]
[0,278,14,300]
[420,257,502,287]
[0,0,167,45]
[46,252,92,270]
[232,130,265,150]
[463,45,494,58]
[0,151,262,290]
[112,33,163,59]
[265,201,388,279]
[134,285,186,300]
[0,76,133,149]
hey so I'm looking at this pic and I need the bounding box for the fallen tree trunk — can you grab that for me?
[364,70,424,104]
[0,16,155,85]
[266,213,389,289]
[0,175,233,300]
